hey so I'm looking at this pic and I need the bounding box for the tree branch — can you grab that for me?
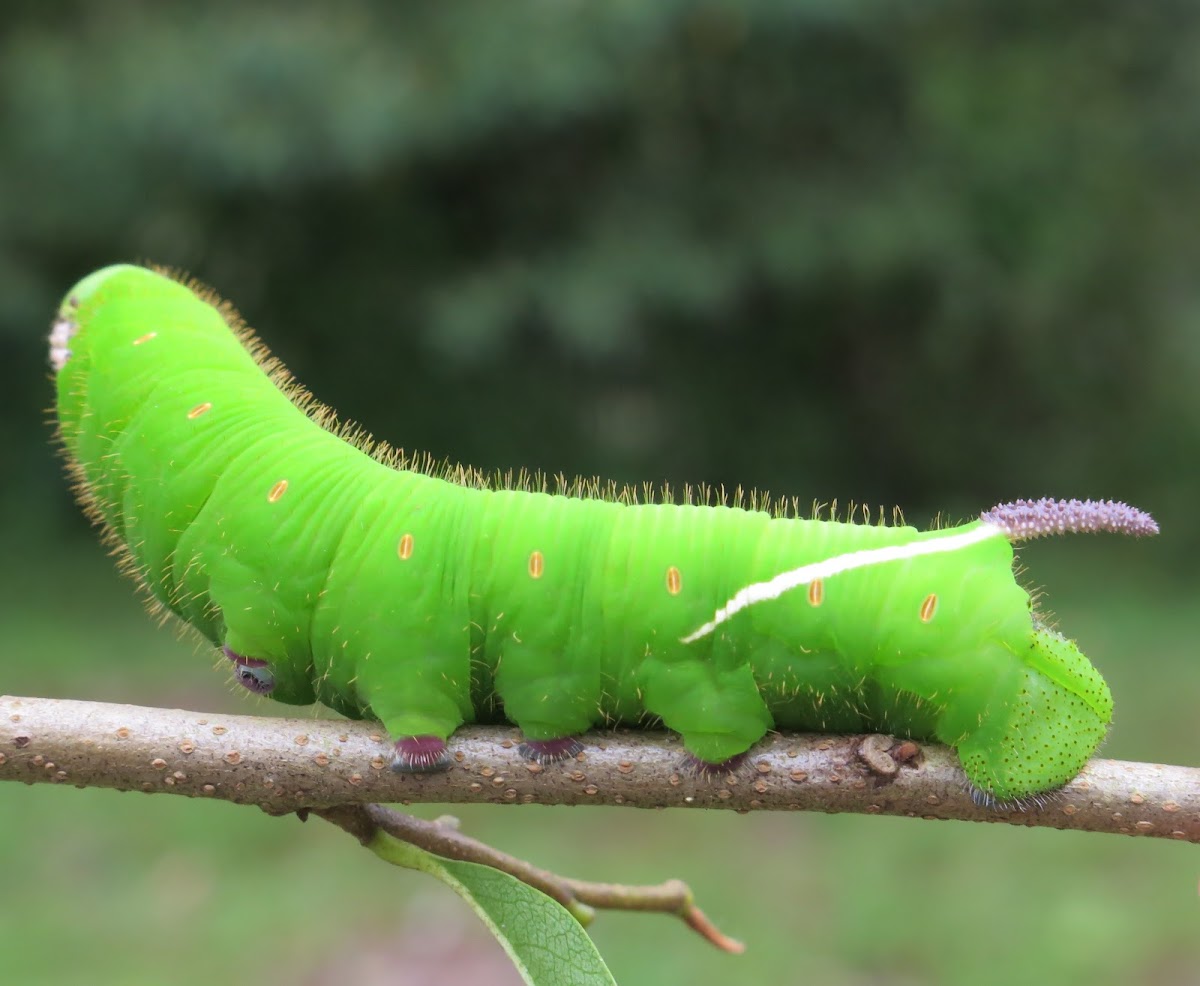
[3,695,1198,843]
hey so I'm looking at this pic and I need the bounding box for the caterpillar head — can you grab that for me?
[49,264,144,373]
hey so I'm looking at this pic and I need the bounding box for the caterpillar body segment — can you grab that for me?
[52,265,1156,802]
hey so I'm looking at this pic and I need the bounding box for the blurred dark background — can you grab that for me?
[2,3,1198,985]
[6,1,1198,540]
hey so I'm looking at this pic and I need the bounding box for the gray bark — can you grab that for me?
[2,695,1197,842]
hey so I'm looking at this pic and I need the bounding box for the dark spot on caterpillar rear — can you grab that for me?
[224,646,275,695]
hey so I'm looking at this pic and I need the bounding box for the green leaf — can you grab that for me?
[369,832,618,986]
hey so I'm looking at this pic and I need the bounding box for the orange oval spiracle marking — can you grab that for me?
[528,550,545,579]
[187,401,213,420]
[397,533,414,561]
[267,480,289,504]
[919,593,938,623]
[132,332,157,346]
[666,566,683,596]
[807,578,825,607]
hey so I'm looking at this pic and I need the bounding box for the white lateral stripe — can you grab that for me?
[679,523,1002,644]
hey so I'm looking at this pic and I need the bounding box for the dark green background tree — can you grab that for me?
[5,1,1197,539]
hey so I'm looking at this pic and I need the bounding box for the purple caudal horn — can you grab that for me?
[980,498,1159,540]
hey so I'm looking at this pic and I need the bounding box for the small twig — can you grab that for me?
[314,803,744,952]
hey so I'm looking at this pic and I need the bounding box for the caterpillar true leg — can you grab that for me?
[223,647,276,696]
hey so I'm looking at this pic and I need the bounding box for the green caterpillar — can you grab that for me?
[50,264,1158,803]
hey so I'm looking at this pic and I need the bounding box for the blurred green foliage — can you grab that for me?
[4,0,1198,543]
[2,2,1198,984]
